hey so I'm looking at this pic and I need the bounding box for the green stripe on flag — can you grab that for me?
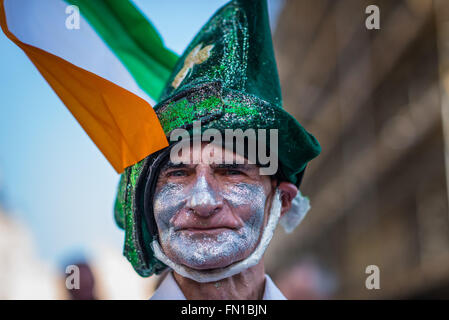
[66,0,178,101]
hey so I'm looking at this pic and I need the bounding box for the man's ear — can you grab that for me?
[278,182,298,217]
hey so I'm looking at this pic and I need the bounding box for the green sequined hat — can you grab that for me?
[114,0,321,277]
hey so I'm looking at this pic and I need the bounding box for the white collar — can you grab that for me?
[150,271,286,300]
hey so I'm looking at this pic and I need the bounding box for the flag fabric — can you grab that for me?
[0,0,177,173]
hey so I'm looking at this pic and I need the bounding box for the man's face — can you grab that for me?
[153,143,275,270]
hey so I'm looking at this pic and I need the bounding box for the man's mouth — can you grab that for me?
[178,226,236,235]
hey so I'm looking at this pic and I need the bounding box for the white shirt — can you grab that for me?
[150,271,287,300]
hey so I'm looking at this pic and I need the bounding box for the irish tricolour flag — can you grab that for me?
[0,0,177,173]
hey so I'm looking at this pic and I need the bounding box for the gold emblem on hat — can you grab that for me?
[172,43,214,89]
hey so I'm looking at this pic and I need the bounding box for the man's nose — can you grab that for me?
[186,175,223,217]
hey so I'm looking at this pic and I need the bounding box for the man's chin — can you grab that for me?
[166,248,246,270]
[162,234,258,271]
[174,249,255,270]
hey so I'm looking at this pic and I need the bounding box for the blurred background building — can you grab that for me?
[0,199,159,299]
[0,204,62,299]
[266,0,449,299]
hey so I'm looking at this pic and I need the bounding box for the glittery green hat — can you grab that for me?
[114,0,321,277]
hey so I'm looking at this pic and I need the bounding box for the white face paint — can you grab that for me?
[151,190,282,283]
[153,164,270,270]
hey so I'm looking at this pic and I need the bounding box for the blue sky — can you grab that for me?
[0,0,282,265]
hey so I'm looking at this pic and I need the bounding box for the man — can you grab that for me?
[148,141,301,299]
[114,0,321,299]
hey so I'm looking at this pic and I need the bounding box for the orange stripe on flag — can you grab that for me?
[0,0,168,173]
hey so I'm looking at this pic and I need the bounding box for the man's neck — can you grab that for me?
[172,260,266,300]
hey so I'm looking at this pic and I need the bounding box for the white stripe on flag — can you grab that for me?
[4,0,154,105]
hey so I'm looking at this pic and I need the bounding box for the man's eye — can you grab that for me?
[225,169,243,176]
[166,170,188,177]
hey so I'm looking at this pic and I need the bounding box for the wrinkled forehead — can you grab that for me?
[168,141,255,167]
